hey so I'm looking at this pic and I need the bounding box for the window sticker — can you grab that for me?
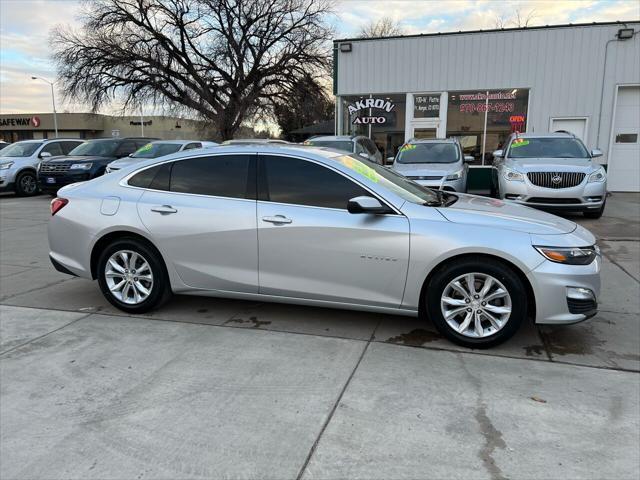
[138,143,153,152]
[400,144,417,152]
[337,156,379,183]
[510,139,529,148]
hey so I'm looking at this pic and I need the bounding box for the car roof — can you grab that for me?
[307,135,356,142]
[146,139,206,145]
[85,137,159,141]
[406,138,458,144]
[508,132,577,139]
[222,139,289,144]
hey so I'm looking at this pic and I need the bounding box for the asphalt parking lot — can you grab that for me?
[1,193,639,479]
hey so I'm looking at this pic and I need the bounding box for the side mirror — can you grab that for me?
[493,150,504,158]
[128,153,134,157]
[39,151,52,158]
[591,149,603,158]
[357,152,369,160]
[347,196,392,214]
[464,155,474,163]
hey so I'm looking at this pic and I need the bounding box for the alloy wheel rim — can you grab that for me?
[440,272,512,338]
[104,250,154,305]
[21,175,36,194]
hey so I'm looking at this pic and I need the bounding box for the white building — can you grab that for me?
[333,21,640,191]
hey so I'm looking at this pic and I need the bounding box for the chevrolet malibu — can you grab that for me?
[48,145,601,348]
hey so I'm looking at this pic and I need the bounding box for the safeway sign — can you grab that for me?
[348,98,395,125]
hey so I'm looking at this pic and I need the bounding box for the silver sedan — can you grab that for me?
[48,145,601,348]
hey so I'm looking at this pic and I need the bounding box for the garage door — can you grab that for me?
[608,86,640,192]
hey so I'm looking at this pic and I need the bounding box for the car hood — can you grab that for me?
[437,194,576,235]
[108,157,143,169]
[43,155,116,164]
[507,157,595,172]
[393,162,460,176]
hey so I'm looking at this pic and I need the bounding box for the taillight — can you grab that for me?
[50,197,68,216]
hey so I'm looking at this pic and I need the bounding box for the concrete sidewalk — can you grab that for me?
[1,193,639,479]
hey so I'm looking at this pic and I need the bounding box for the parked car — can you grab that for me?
[0,141,10,151]
[222,139,290,145]
[391,138,472,192]
[106,140,218,173]
[493,132,607,218]
[303,135,383,164]
[0,138,83,196]
[48,145,600,349]
[38,137,157,195]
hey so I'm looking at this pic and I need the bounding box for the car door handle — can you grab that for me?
[262,215,292,225]
[150,205,178,214]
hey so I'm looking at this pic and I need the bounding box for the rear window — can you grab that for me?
[507,138,589,159]
[396,143,459,164]
[303,140,354,153]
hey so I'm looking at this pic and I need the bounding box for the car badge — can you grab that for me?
[551,175,562,184]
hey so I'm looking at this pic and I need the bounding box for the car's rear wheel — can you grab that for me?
[15,171,38,196]
[97,238,172,313]
[584,199,606,219]
[426,257,527,348]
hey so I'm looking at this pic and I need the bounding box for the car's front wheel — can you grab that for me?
[97,238,172,313]
[15,171,39,196]
[426,257,527,348]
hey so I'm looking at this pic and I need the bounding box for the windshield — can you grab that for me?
[507,138,589,159]
[396,143,460,164]
[0,142,42,157]
[68,140,118,157]
[132,143,182,158]
[336,155,440,205]
[304,140,354,152]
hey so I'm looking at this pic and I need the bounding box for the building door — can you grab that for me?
[550,118,588,142]
[412,127,437,139]
[608,86,640,192]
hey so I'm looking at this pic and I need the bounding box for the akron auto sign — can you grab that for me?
[0,116,41,128]
[348,98,395,125]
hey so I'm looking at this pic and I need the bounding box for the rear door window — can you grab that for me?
[170,155,254,199]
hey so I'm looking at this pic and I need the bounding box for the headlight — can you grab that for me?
[588,168,606,183]
[0,162,14,170]
[502,168,524,182]
[446,169,463,181]
[534,245,599,265]
[69,163,93,170]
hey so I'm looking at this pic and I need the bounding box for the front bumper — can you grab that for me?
[0,169,18,191]
[499,176,606,211]
[37,172,92,192]
[527,255,601,325]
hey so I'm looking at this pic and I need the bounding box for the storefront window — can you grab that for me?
[341,94,406,161]
[446,89,529,165]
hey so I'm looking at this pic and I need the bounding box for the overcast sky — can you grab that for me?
[1,0,638,114]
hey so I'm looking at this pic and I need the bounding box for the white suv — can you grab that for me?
[493,132,607,218]
[0,139,83,196]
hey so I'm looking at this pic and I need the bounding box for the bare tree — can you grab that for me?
[494,7,537,29]
[51,0,333,140]
[358,16,404,38]
[273,72,333,140]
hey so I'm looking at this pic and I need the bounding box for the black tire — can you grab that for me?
[97,237,172,314]
[15,171,39,196]
[583,200,605,219]
[425,257,527,349]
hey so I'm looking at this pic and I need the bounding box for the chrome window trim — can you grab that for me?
[121,150,404,215]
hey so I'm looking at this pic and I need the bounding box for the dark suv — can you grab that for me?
[38,137,157,194]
